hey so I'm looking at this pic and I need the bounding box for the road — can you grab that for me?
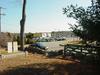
[39,41,65,51]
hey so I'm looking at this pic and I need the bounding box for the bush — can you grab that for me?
[0,32,13,48]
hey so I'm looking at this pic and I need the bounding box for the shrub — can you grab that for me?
[0,32,13,48]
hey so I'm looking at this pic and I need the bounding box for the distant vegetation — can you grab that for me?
[13,32,43,45]
[0,32,13,48]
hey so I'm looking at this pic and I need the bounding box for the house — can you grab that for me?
[41,32,51,38]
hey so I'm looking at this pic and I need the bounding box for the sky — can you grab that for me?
[0,0,91,33]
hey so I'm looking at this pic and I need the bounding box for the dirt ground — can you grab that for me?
[0,53,99,75]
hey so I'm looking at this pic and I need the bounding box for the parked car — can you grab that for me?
[25,42,48,54]
[29,42,48,50]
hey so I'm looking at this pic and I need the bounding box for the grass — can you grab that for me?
[63,40,81,45]
[0,49,21,55]
[0,53,99,75]
[0,50,8,54]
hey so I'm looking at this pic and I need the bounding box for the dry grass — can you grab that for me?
[0,49,21,55]
[0,53,73,71]
[0,49,8,54]
[0,53,99,75]
[63,40,81,45]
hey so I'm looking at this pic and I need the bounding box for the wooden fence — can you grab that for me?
[63,44,100,63]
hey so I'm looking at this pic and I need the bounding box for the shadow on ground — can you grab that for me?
[0,62,99,75]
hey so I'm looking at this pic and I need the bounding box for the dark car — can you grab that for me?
[25,42,48,54]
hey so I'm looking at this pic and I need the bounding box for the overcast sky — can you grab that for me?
[0,0,91,33]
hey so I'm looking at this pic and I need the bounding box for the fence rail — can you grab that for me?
[63,44,100,63]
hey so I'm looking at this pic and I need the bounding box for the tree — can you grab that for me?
[26,33,34,44]
[63,0,100,44]
[20,0,26,50]
[26,33,33,39]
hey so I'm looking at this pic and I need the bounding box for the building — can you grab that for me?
[41,32,51,38]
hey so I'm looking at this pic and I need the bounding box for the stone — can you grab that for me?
[13,42,18,52]
[7,42,12,53]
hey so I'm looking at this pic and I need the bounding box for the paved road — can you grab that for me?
[39,41,65,51]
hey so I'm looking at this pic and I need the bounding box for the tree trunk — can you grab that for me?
[20,0,26,51]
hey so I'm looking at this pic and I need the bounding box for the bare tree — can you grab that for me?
[20,0,26,50]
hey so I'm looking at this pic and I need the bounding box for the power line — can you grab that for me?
[0,7,5,33]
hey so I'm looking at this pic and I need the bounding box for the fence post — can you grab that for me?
[63,45,67,58]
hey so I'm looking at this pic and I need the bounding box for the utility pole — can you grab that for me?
[0,7,5,33]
